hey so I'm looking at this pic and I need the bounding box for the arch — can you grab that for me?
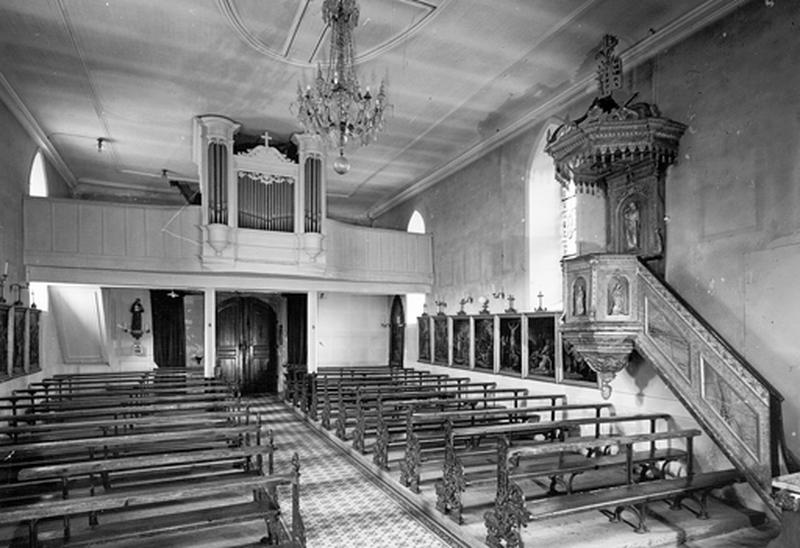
[29,149,48,197]
[526,124,562,311]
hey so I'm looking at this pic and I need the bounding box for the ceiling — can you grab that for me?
[0,0,739,222]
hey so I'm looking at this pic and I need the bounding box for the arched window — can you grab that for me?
[527,127,563,311]
[406,210,426,325]
[29,150,48,197]
[407,210,425,234]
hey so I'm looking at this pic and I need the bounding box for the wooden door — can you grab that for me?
[216,297,277,394]
[389,295,405,367]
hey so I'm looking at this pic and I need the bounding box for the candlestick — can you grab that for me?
[3,261,7,276]
[0,276,5,304]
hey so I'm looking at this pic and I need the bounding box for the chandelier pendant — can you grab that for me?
[293,0,389,175]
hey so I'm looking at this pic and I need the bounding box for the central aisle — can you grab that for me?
[247,397,458,548]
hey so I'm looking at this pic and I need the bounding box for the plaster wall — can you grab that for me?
[377,1,800,463]
[0,98,71,397]
[317,292,390,367]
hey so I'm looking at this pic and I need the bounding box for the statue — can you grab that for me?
[129,298,145,340]
[622,201,640,250]
[608,277,629,316]
[573,278,586,316]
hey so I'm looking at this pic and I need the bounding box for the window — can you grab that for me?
[526,127,562,311]
[29,150,48,197]
[406,210,426,325]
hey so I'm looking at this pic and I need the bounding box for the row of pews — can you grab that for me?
[1,368,305,547]
[285,364,742,547]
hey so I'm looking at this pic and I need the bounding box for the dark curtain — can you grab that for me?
[285,293,307,365]
[150,290,186,367]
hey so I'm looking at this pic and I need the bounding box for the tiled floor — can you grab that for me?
[248,395,781,548]
[246,396,456,548]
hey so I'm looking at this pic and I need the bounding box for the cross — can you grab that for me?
[536,291,544,312]
[262,132,271,146]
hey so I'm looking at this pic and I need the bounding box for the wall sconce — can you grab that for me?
[457,295,473,315]
[491,286,505,300]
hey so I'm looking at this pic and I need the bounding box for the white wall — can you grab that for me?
[317,292,390,367]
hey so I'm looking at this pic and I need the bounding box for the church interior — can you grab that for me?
[0,0,799,546]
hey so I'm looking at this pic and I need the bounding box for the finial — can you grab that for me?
[596,34,622,98]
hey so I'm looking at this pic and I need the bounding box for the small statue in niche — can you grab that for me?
[622,200,640,251]
[129,298,145,340]
[607,276,629,316]
[573,277,587,316]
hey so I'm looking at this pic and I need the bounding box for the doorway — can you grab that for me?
[216,296,278,394]
[389,295,405,367]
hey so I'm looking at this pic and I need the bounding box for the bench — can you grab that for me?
[1,452,305,548]
[403,412,673,493]
[0,423,265,482]
[482,433,726,546]
[351,392,567,454]
[373,401,612,472]
[0,397,242,429]
[436,427,700,525]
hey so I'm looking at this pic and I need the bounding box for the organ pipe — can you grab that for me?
[208,142,228,225]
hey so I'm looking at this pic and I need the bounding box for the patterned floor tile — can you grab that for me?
[245,397,452,548]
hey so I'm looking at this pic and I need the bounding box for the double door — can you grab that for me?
[216,297,277,394]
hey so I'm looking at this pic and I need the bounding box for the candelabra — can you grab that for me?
[457,295,473,315]
[434,297,447,315]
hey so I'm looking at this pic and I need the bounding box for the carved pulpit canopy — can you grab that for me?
[545,35,686,189]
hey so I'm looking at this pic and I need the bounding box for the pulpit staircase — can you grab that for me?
[562,254,797,517]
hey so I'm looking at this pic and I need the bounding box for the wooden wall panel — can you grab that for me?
[23,199,52,251]
[144,208,166,257]
[102,206,127,255]
[125,207,147,257]
[77,203,102,255]
[53,202,79,253]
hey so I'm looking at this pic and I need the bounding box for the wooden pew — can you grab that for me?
[482,431,722,545]
[371,402,613,471]
[0,452,305,547]
[312,376,491,431]
[333,383,521,442]
[402,412,674,494]
[0,410,251,444]
[351,392,566,454]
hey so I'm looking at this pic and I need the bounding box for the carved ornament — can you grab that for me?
[237,143,295,164]
[545,35,685,189]
[237,170,295,187]
[562,334,635,399]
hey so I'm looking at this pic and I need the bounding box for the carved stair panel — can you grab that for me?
[636,264,774,503]
[562,254,782,515]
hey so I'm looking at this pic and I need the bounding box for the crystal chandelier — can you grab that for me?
[293,0,389,175]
